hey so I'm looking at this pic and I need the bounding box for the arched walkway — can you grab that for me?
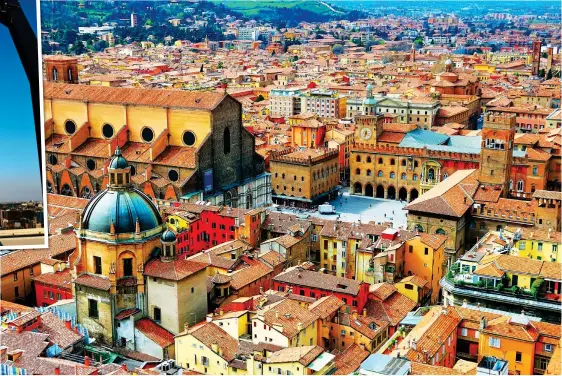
[410,188,419,202]
[398,187,408,201]
[354,182,362,194]
[365,183,374,197]
[387,186,396,200]
[376,185,385,198]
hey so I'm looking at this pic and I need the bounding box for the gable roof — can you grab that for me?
[44,82,227,111]
[185,322,239,362]
[405,169,478,217]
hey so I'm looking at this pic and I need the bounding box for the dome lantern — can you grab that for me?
[108,146,131,189]
[160,229,177,261]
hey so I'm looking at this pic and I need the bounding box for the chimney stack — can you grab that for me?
[184,321,189,332]
[363,308,367,317]
[84,356,90,366]
[54,366,61,375]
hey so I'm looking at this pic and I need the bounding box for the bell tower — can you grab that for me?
[44,55,78,84]
[479,113,516,197]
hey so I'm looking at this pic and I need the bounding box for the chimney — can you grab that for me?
[363,308,367,317]
[462,299,468,307]
[54,366,61,375]
[521,309,525,317]
[423,350,429,364]
[352,311,358,320]
[411,339,417,350]
[479,316,487,330]
[219,310,224,316]
[121,364,128,371]
[64,318,72,330]
[206,314,213,323]
[184,321,189,332]
[84,356,90,367]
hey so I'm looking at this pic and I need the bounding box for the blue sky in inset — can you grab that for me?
[0,0,43,202]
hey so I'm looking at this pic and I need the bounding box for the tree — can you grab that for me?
[332,44,344,55]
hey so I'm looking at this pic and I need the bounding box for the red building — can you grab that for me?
[272,267,370,311]
[33,266,73,307]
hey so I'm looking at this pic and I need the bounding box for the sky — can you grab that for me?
[0,0,43,202]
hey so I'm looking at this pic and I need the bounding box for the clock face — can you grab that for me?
[360,127,373,141]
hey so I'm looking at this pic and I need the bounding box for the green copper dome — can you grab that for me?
[81,189,162,234]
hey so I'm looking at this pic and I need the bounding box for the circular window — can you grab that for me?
[48,154,58,165]
[182,131,196,146]
[130,165,136,176]
[168,169,179,182]
[86,159,96,171]
[102,123,114,138]
[64,120,76,135]
[141,127,155,143]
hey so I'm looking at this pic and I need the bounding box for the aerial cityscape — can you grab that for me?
[0,0,561,375]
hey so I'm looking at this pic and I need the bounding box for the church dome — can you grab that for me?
[80,147,163,235]
[81,189,162,234]
[161,229,177,243]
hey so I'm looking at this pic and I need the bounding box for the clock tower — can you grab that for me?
[354,114,384,147]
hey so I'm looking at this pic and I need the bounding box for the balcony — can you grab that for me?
[441,276,562,314]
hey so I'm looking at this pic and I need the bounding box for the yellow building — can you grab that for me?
[264,346,334,375]
[175,321,239,375]
[478,316,539,375]
[395,275,430,304]
[251,299,319,348]
[270,148,339,207]
[328,311,389,353]
[507,227,561,263]
[403,233,447,303]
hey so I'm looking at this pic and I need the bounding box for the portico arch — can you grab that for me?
[365,183,374,197]
[376,185,384,198]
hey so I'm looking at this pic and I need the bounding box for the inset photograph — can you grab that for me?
[0,0,47,248]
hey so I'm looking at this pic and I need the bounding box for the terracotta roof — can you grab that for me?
[419,233,447,250]
[261,299,319,339]
[400,275,428,288]
[309,295,345,320]
[410,362,462,375]
[0,234,76,276]
[44,82,227,111]
[406,311,461,361]
[494,254,544,276]
[186,322,238,362]
[143,258,208,281]
[115,308,141,320]
[405,169,478,218]
[33,269,72,289]
[377,131,406,143]
[229,262,272,290]
[482,316,539,342]
[273,267,362,295]
[267,346,324,366]
[532,190,562,200]
[0,300,33,315]
[134,318,174,348]
[37,312,82,349]
[73,273,111,291]
[473,263,505,278]
[370,283,397,301]
[333,344,369,375]
[365,291,417,326]
[259,250,286,268]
